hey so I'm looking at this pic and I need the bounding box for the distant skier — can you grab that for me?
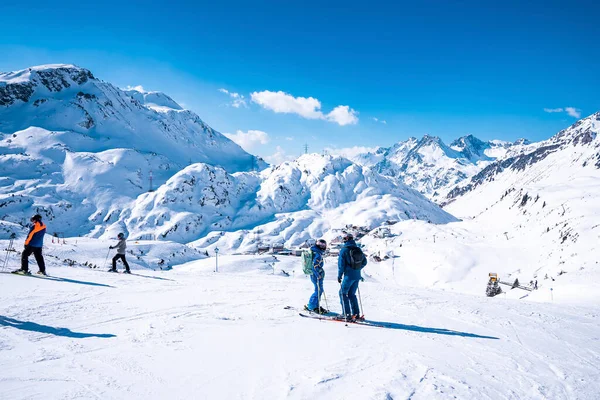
[109,233,130,273]
[337,233,367,321]
[12,214,47,276]
[305,239,328,314]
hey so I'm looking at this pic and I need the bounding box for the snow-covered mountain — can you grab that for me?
[123,154,456,249]
[0,64,454,248]
[333,119,600,301]
[0,64,260,172]
[348,134,528,201]
[387,111,600,297]
[445,113,599,205]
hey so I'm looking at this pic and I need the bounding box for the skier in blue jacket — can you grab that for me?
[305,239,328,314]
[12,214,47,275]
[338,233,367,320]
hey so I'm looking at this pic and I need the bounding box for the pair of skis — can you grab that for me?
[285,306,386,328]
[2,270,51,279]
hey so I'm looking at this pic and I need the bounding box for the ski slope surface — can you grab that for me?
[1,252,598,400]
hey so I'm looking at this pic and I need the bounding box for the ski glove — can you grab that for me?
[337,277,342,283]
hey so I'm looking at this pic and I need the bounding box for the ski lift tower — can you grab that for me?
[148,170,154,192]
[214,247,219,273]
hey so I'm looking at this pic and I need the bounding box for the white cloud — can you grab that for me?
[544,107,581,118]
[125,85,146,93]
[250,90,323,119]
[324,145,380,159]
[285,137,294,141]
[223,130,269,151]
[218,88,247,108]
[250,90,359,126]
[326,105,359,126]
[565,107,581,118]
[372,117,387,125]
[264,146,296,165]
[544,108,564,113]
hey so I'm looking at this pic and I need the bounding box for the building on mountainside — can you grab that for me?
[270,243,285,254]
[257,244,270,254]
[371,226,392,239]
[327,243,343,256]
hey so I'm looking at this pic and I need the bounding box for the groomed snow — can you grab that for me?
[0,249,598,399]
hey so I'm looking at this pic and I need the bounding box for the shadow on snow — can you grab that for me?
[366,319,499,339]
[46,276,115,288]
[0,316,116,339]
[0,272,114,288]
[128,273,175,282]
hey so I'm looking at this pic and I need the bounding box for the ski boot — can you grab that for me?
[11,269,31,275]
[36,271,47,276]
[108,268,118,273]
[123,270,131,274]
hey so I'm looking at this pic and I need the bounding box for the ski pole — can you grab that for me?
[357,285,364,318]
[322,283,329,312]
[104,248,111,269]
[1,241,10,272]
[317,278,321,312]
[2,237,15,272]
[339,281,348,317]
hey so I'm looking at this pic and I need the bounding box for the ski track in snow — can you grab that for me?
[1,254,599,400]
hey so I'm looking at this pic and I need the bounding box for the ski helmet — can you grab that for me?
[30,214,42,222]
[342,232,354,242]
[117,233,125,239]
[316,239,327,251]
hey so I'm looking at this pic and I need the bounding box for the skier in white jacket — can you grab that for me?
[109,233,130,273]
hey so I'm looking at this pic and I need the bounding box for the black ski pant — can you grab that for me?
[112,254,130,271]
[21,245,45,273]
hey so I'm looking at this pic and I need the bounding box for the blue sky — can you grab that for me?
[1,0,599,162]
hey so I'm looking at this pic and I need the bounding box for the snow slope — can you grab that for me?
[355,112,600,302]
[0,252,598,400]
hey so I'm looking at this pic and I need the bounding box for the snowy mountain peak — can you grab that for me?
[0,64,95,106]
[513,138,531,146]
[450,134,492,161]
[446,110,600,204]
[292,153,353,176]
[451,134,485,149]
[551,111,600,145]
[0,63,259,174]
[344,133,527,201]
[408,135,462,163]
[123,88,183,111]
[417,134,444,147]
[383,137,418,159]
[0,64,91,84]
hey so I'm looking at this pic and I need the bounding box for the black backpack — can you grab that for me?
[348,247,365,270]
